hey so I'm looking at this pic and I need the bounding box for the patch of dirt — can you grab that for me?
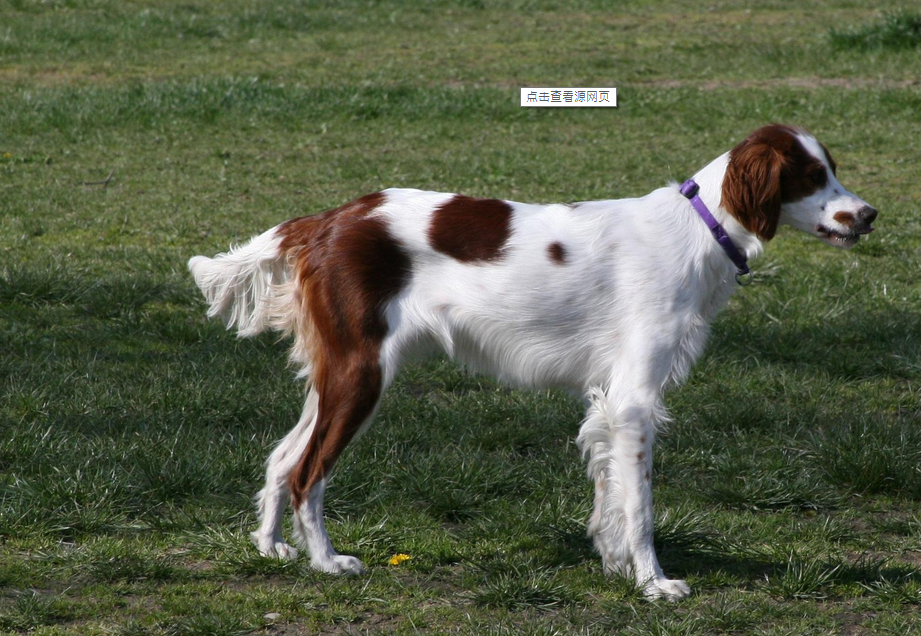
[633,77,921,90]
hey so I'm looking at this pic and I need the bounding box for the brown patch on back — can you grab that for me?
[547,242,567,265]
[279,191,385,254]
[428,194,513,262]
[277,191,411,506]
[723,124,830,241]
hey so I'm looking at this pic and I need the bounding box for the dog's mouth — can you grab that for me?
[816,224,873,248]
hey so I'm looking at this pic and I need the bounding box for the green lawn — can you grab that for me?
[2,1,921,634]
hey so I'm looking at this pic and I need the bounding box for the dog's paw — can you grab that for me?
[251,533,300,561]
[643,578,691,601]
[312,554,366,575]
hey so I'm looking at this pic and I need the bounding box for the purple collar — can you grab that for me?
[680,179,753,286]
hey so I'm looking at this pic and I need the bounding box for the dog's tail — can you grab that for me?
[188,227,293,339]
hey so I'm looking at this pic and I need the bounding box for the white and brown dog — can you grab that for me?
[189,124,876,600]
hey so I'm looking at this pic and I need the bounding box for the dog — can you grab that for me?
[188,124,876,600]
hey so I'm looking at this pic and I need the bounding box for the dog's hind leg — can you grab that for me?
[250,388,319,560]
[288,352,385,574]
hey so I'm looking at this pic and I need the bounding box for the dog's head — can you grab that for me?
[722,124,877,248]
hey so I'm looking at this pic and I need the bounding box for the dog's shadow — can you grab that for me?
[711,306,921,383]
[538,521,921,594]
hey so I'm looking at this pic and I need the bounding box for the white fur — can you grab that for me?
[189,129,871,601]
[188,228,289,338]
[250,389,318,561]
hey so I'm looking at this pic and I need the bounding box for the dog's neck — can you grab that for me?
[690,151,765,264]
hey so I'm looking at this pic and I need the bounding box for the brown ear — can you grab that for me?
[722,135,784,240]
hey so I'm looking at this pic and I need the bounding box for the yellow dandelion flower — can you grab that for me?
[388,553,411,566]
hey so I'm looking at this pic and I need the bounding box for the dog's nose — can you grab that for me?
[857,205,878,225]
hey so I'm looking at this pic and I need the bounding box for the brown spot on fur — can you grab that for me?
[833,211,855,228]
[428,194,512,262]
[639,435,647,444]
[637,452,646,462]
[723,124,830,241]
[547,242,567,265]
[644,470,650,482]
[277,192,411,506]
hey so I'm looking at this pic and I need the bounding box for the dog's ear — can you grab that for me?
[722,132,784,241]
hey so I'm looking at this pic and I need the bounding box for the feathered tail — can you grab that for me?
[188,227,293,338]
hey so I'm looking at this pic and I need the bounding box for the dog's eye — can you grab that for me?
[809,170,828,187]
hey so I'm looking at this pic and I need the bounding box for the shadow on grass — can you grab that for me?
[657,529,921,599]
[520,509,789,593]
[713,307,921,383]
[830,11,921,51]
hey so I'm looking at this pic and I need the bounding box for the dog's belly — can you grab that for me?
[385,264,623,392]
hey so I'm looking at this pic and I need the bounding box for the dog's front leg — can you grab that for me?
[611,408,689,600]
[580,392,690,601]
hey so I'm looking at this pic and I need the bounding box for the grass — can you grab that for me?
[1,0,921,634]
[830,11,921,51]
